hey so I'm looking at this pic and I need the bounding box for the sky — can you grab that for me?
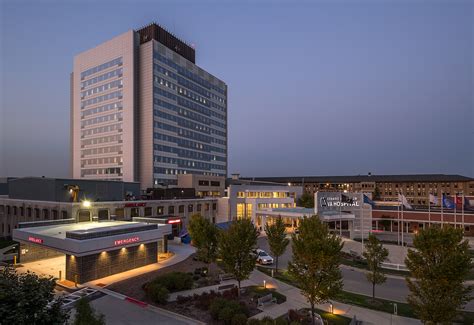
[0,0,473,178]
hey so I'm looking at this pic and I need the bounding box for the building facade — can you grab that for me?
[72,23,228,189]
[245,174,474,207]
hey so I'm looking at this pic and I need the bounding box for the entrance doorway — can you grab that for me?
[78,210,91,222]
[98,209,109,221]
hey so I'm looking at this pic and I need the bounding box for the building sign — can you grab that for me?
[28,236,43,244]
[168,219,181,224]
[124,203,146,208]
[114,236,140,246]
[316,192,362,213]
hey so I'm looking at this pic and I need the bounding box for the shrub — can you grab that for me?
[193,274,201,281]
[176,295,191,304]
[221,287,238,299]
[288,309,305,322]
[260,316,275,325]
[210,298,228,319]
[275,318,288,325]
[231,313,247,325]
[145,282,169,304]
[150,272,194,292]
[219,306,235,324]
[247,319,261,325]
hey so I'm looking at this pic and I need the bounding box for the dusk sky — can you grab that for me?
[0,0,472,178]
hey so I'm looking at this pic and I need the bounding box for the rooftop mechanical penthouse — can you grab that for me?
[71,23,228,189]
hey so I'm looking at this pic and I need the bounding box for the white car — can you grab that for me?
[255,249,274,265]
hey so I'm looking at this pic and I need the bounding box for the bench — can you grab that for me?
[217,284,236,292]
[219,273,235,282]
[257,294,277,308]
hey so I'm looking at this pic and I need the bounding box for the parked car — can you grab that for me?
[254,249,274,265]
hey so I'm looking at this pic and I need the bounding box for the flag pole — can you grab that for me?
[428,193,431,228]
[361,193,364,249]
[401,191,404,247]
[397,192,400,246]
[454,193,457,228]
[462,192,465,235]
[441,192,444,228]
[339,191,342,237]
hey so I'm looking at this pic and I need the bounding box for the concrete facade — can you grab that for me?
[177,174,225,197]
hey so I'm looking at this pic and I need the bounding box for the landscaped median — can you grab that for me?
[257,266,474,324]
[141,269,288,324]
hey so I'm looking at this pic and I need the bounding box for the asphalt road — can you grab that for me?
[256,237,474,311]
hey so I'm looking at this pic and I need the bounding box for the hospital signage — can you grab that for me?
[114,236,140,246]
[319,196,360,208]
[316,192,362,213]
[28,236,43,244]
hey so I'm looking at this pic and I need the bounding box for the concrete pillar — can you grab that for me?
[390,220,393,232]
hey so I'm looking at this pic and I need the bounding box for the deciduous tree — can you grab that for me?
[74,297,105,325]
[297,192,314,208]
[188,214,219,274]
[264,217,289,273]
[0,267,69,324]
[363,233,389,299]
[288,216,343,325]
[218,219,259,293]
[405,227,472,324]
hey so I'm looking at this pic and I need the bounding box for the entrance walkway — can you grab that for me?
[85,243,196,287]
[18,255,65,279]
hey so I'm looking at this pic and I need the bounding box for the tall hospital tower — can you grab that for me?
[71,23,228,189]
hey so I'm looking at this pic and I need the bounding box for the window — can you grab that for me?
[62,211,68,219]
[210,181,220,187]
[13,207,17,216]
[198,180,210,186]
[157,206,164,215]
[188,204,193,213]
[52,210,58,220]
[168,206,175,214]
[27,208,32,217]
[212,203,217,211]
[197,204,202,212]
[0,205,3,214]
[179,205,185,213]
[43,209,49,220]
[20,207,24,217]
[35,208,40,218]
[6,206,10,215]
[145,207,153,216]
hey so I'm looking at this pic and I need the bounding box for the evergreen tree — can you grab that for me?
[218,219,259,294]
[363,233,389,299]
[297,192,314,208]
[74,297,105,325]
[0,267,69,324]
[264,217,289,273]
[288,216,343,325]
[188,214,219,274]
[405,227,472,323]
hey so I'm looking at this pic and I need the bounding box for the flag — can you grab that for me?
[465,197,474,211]
[429,194,438,205]
[363,194,375,207]
[442,194,455,209]
[398,193,413,210]
[455,196,463,208]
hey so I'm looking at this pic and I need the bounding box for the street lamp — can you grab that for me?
[82,200,91,208]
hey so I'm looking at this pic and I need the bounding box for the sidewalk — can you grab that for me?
[166,268,420,324]
[248,270,421,324]
[85,243,196,287]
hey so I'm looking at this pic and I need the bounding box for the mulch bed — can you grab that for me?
[161,290,262,324]
[107,255,210,301]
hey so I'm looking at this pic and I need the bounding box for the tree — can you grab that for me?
[297,192,314,208]
[288,216,343,325]
[74,297,105,325]
[218,219,259,293]
[264,217,289,273]
[405,227,472,324]
[0,267,69,324]
[188,214,219,274]
[363,233,389,299]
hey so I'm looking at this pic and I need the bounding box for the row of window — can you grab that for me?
[81,112,122,128]
[0,205,68,219]
[153,167,225,177]
[82,156,123,166]
[81,167,122,176]
[81,79,122,98]
[153,52,225,94]
[154,155,226,171]
[81,134,122,146]
[82,102,122,118]
[81,68,122,88]
[237,191,292,198]
[153,113,211,141]
[154,144,226,162]
[198,180,222,187]
[81,90,122,108]
[154,98,212,129]
[82,145,122,156]
[81,123,121,137]
[81,57,122,79]
[154,130,226,154]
